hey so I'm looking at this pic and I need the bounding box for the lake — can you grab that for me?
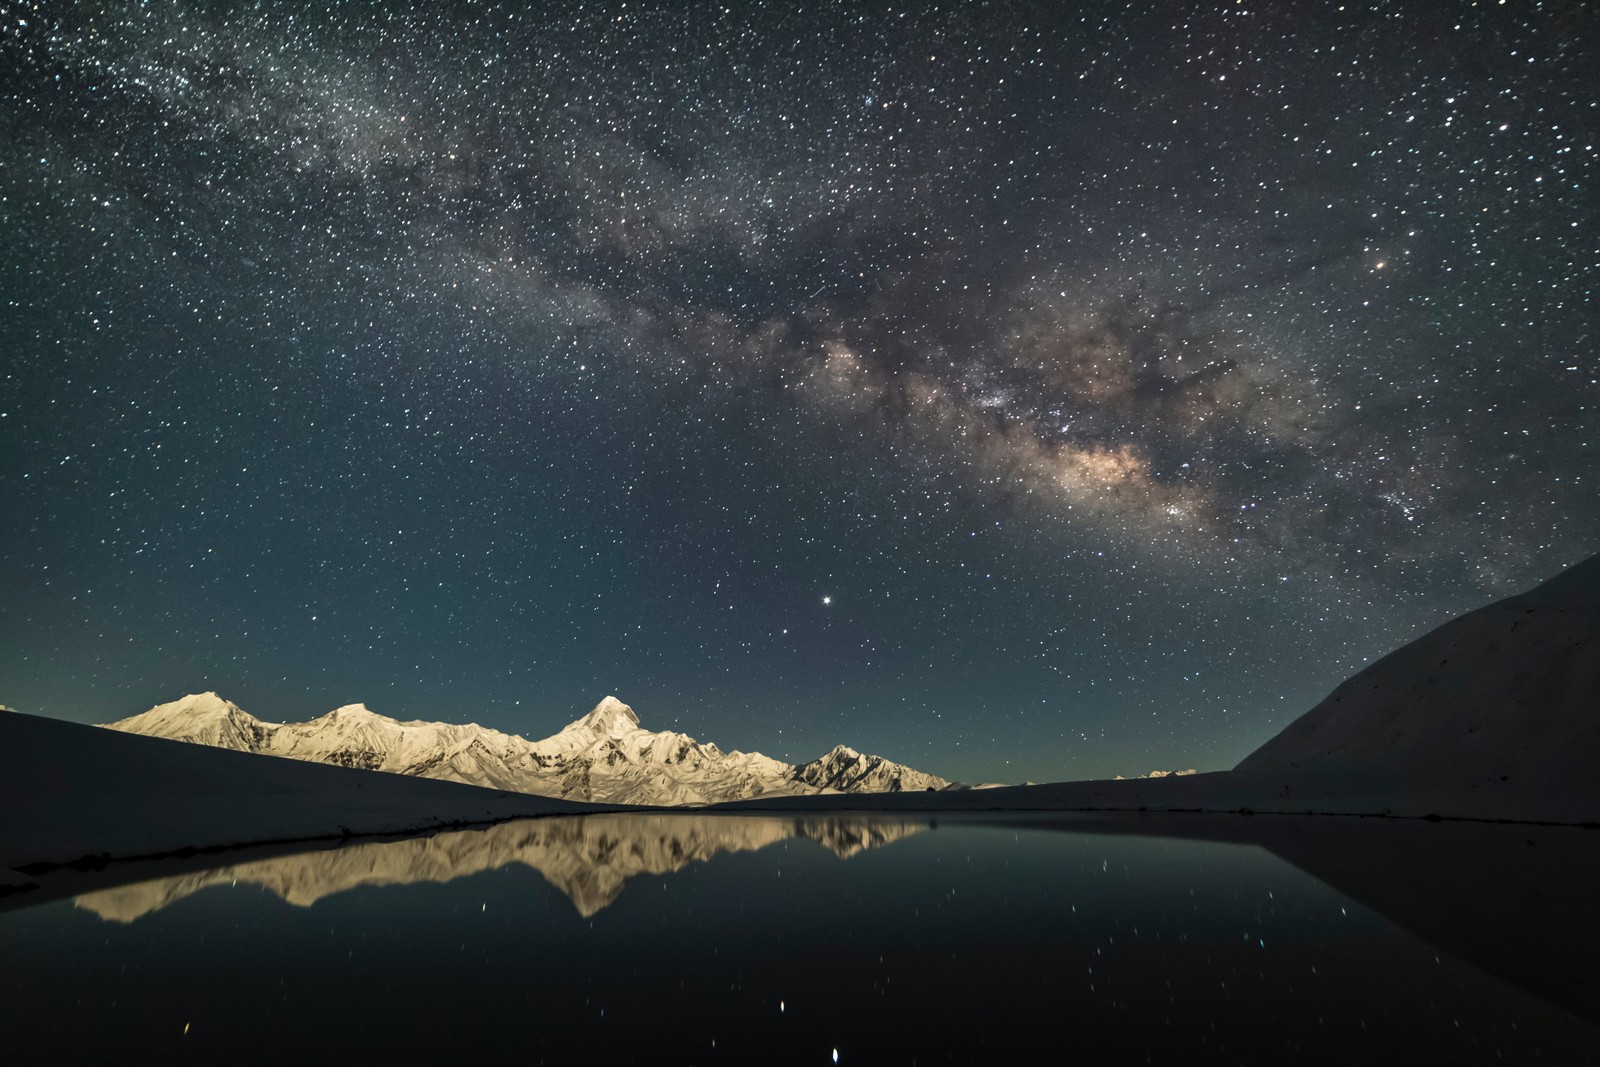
[2,812,1596,1063]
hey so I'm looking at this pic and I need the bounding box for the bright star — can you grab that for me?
[821,595,832,606]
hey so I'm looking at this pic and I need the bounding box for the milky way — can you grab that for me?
[2,2,1595,781]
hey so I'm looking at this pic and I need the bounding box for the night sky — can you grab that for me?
[2,1,1595,784]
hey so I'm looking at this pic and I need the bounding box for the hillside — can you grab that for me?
[1236,553,1600,802]
[0,710,596,877]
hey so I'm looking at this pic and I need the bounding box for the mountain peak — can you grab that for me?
[104,691,267,748]
[159,691,251,720]
[793,744,953,793]
[106,692,957,804]
[578,695,641,737]
[323,703,379,719]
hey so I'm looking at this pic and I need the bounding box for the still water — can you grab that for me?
[2,813,1596,1063]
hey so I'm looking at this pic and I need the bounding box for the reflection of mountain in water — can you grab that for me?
[74,814,927,922]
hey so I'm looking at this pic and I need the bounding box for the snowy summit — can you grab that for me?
[104,694,957,806]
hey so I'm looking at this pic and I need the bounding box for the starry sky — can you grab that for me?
[1,1,1595,784]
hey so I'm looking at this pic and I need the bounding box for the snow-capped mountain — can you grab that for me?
[792,744,951,793]
[103,693,956,805]
[1113,769,1199,780]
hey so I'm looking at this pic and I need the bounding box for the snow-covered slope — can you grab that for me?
[717,555,1600,823]
[792,744,952,793]
[1236,552,1600,801]
[0,709,595,876]
[105,694,955,805]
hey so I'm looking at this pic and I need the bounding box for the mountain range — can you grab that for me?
[103,693,957,805]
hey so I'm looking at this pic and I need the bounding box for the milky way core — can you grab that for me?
[2,2,1595,782]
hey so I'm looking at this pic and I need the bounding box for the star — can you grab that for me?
[0,0,1592,786]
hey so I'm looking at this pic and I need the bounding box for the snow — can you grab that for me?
[0,710,600,877]
[724,554,1600,825]
[103,694,957,806]
[5,554,1596,889]
[791,743,952,794]
[1235,552,1600,803]
[1114,769,1200,780]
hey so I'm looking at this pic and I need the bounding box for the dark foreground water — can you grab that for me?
[2,813,1596,1064]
